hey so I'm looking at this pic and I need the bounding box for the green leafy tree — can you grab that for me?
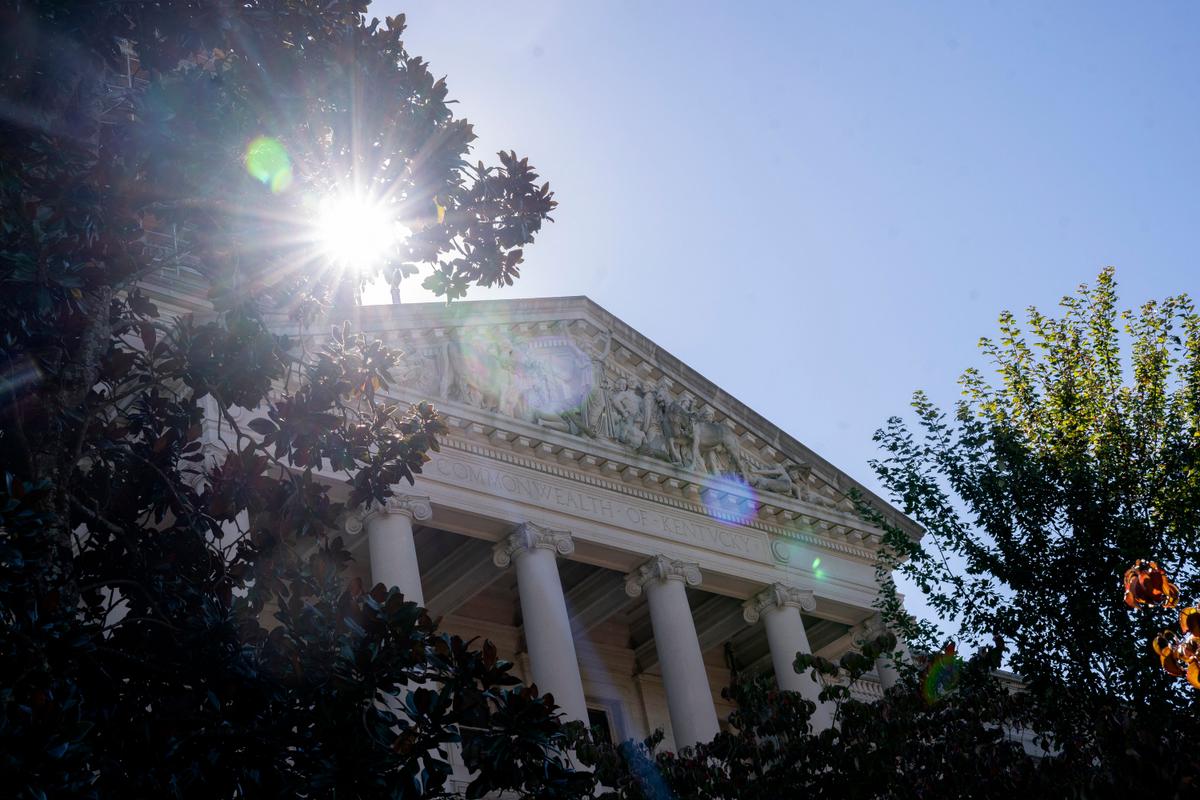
[583,271,1200,798]
[864,269,1200,763]
[0,2,580,798]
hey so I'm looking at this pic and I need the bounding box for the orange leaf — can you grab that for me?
[1153,632,1174,658]
[1122,560,1180,607]
[1163,654,1186,678]
[1181,608,1200,636]
[1188,662,1200,690]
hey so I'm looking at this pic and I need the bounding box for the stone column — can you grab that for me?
[493,523,589,724]
[346,494,432,605]
[743,583,834,731]
[625,556,719,749]
[863,612,909,691]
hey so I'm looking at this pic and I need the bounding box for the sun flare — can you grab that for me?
[314,193,407,269]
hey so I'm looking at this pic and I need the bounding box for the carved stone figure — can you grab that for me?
[653,391,741,475]
[685,413,750,476]
[518,360,571,433]
[421,324,815,489]
[396,346,443,397]
[610,377,646,449]
[747,461,812,498]
[665,395,697,467]
[444,331,506,410]
[559,331,612,438]
[638,378,676,462]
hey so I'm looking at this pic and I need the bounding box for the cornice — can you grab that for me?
[439,434,883,563]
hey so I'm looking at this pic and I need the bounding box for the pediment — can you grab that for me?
[347,296,921,554]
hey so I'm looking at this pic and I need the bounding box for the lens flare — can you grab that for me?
[922,647,963,704]
[315,194,407,269]
[244,136,293,193]
[811,557,826,581]
[700,473,756,525]
[445,330,596,429]
[0,357,42,414]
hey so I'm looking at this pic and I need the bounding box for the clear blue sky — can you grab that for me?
[371,1,1198,506]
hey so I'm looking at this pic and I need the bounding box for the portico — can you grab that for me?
[342,466,911,754]
[318,296,921,761]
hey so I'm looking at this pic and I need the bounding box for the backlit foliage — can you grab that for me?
[1127,561,1200,690]
[1124,560,1180,608]
[853,270,1200,791]
[582,633,1200,798]
[0,3,576,798]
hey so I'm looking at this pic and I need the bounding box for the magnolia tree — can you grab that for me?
[0,2,585,798]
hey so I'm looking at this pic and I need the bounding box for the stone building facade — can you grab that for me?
[105,38,923,787]
[328,297,918,752]
[150,269,921,767]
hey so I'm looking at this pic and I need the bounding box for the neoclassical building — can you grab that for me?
[114,37,921,763]
[308,295,921,756]
[146,252,922,760]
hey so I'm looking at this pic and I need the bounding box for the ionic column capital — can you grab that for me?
[493,522,574,568]
[742,582,816,624]
[624,555,702,598]
[343,493,432,534]
[860,611,888,639]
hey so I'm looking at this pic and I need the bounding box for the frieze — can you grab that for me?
[440,436,883,563]
[392,322,838,506]
[431,452,771,562]
[289,299,919,548]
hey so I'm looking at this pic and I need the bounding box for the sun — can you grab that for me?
[314,193,407,270]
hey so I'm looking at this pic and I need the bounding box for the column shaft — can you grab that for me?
[367,512,424,606]
[348,495,431,606]
[514,548,589,723]
[626,556,719,750]
[868,613,909,690]
[745,583,835,731]
[876,651,902,690]
[494,524,588,725]
[762,605,834,730]
[644,578,720,749]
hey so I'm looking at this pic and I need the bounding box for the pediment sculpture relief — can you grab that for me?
[396,326,818,502]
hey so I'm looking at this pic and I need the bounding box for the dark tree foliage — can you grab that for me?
[584,636,1200,798]
[0,2,580,798]
[580,637,1041,799]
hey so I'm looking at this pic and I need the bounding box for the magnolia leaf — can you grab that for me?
[247,417,278,436]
